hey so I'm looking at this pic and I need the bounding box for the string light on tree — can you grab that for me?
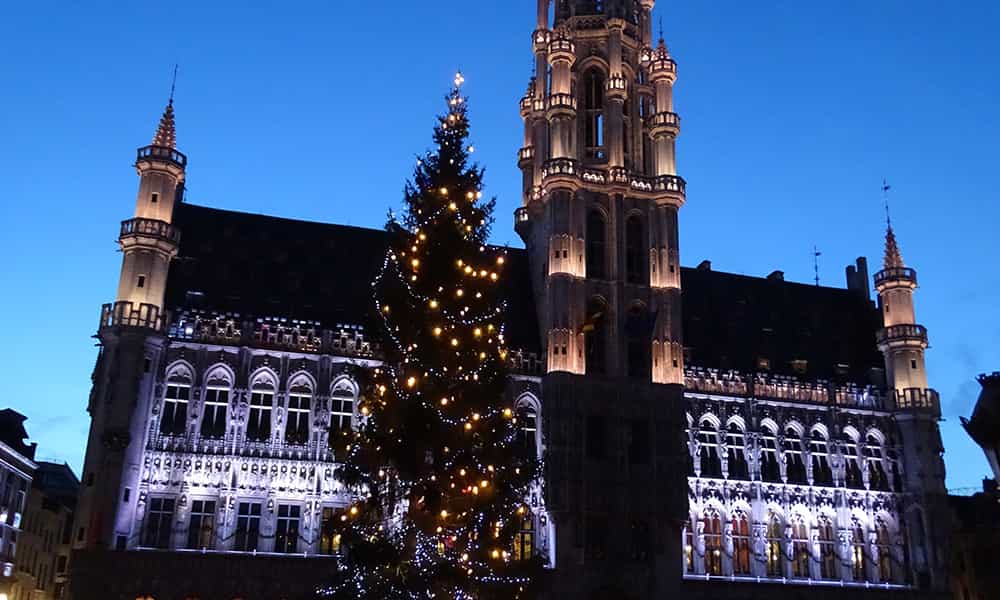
[319,74,542,600]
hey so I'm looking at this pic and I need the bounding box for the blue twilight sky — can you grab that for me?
[1,1,997,489]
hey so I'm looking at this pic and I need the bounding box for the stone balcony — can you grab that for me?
[874,266,918,289]
[99,301,169,333]
[546,93,577,118]
[136,144,187,169]
[889,387,940,417]
[518,146,535,166]
[683,366,888,410]
[119,218,181,250]
[146,430,337,462]
[647,111,681,138]
[539,158,686,203]
[876,324,928,348]
[547,36,575,63]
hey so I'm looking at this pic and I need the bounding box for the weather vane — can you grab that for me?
[169,64,178,105]
[882,178,892,228]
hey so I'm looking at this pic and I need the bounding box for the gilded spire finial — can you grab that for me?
[152,66,178,149]
[882,180,904,269]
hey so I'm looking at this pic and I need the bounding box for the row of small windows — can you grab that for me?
[684,510,898,584]
[158,366,356,447]
[688,417,898,491]
[142,496,342,555]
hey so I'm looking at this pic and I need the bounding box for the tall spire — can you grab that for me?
[881,179,904,269]
[152,65,178,149]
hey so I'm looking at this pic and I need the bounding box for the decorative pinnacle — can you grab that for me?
[152,66,178,149]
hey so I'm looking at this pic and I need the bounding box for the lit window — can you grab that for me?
[791,517,810,577]
[514,517,534,561]
[732,512,751,575]
[876,519,893,582]
[319,507,341,555]
[766,514,784,577]
[274,505,301,554]
[818,516,838,579]
[703,511,723,575]
[517,407,538,457]
[852,519,867,581]
[187,500,216,550]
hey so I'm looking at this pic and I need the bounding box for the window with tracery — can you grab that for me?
[732,512,751,575]
[818,516,838,579]
[760,426,781,483]
[726,424,749,479]
[851,519,867,581]
[201,374,230,439]
[328,382,355,449]
[791,517,810,578]
[142,497,175,549]
[703,511,723,575]
[876,519,893,582]
[625,305,651,378]
[865,434,889,491]
[683,521,694,573]
[285,387,311,445]
[584,297,608,376]
[514,517,535,561]
[784,427,807,484]
[766,513,784,577]
[160,381,190,436]
[810,430,833,486]
[583,69,606,160]
[186,499,216,550]
[844,433,864,489]
[246,385,273,442]
[698,422,722,478]
[517,404,538,457]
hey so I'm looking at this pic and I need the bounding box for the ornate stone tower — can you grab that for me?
[515,1,687,596]
[74,101,185,551]
[874,223,949,592]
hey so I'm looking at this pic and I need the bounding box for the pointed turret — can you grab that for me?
[152,100,177,149]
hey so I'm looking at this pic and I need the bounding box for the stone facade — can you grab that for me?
[70,1,954,599]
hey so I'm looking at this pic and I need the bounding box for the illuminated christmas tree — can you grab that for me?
[321,74,542,600]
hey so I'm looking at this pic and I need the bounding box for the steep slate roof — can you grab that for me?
[167,203,883,381]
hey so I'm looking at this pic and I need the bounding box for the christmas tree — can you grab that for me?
[320,74,542,600]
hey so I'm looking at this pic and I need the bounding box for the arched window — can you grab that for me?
[851,518,867,581]
[285,377,312,445]
[783,427,806,484]
[843,432,864,489]
[818,516,838,579]
[703,510,723,575]
[584,297,608,376]
[865,433,888,491]
[766,513,784,577]
[246,374,275,442]
[201,368,231,439]
[583,69,606,160]
[625,305,651,378]
[791,516,810,578]
[160,366,192,436]
[328,380,355,449]
[625,215,646,284]
[732,511,751,575]
[760,426,781,483]
[810,430,833,486]
[727,423,749,480]
[698,421,722,478]
[876,518,893,582]
[586,210,607,279]
[516,401,539,458]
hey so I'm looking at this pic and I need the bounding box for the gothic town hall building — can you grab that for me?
[70,2,953,599]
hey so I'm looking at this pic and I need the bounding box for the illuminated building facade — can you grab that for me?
[70,1,954,598]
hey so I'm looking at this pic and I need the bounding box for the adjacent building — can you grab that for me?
[70,1,955,598]
[12,462,78,600]
[0,410,38,600]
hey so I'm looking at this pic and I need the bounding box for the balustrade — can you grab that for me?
[100,301,168,332]
[874,267,917,287]
[120,217,181,244]
[136,144,187,168]
[876,324,928,346]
